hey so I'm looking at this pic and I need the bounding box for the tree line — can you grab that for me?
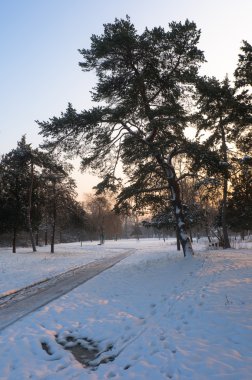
[0,137,124,252]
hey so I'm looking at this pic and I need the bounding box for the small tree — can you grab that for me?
[84,194,122,243]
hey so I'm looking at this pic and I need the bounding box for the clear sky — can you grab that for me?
[0,0,251,198]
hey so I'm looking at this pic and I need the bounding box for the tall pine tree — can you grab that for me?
[38,17,206,256]
[195,76,252,248]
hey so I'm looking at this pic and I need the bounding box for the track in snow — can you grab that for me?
[0,250,134,331]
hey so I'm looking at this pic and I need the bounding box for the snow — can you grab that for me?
[0,238,252,379]
[0,242,125,295]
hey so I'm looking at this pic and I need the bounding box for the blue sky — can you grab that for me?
[0,0,251,196]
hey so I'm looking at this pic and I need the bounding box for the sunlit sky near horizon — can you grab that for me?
[0,0,251,199]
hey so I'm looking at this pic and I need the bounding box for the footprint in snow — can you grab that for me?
[163,341,169,349]
[137,318,146,325]
[107,371,117,378]
[131,353,140,361]
[188,307,194,315]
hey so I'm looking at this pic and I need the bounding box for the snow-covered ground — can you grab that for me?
[0,238,252,379]
[0,241,130,296]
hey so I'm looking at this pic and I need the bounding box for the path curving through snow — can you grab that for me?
[0,249,134,331]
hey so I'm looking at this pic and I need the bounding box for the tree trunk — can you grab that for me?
[12,226,17,253]
[154,154,193,257]
[220,120,231,249]
[188,225,193,243]
[51,222,55,253]
[205,215,211,243]
[36,231,39,246]
[172,188,194,256]
[168,170,193,257]
[51,180,57,253]
[27,161,36,252]
[99,227,104,244]
[222,177,231,248]
[176,226,181,251]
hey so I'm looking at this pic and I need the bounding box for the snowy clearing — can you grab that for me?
[0,238,252,379]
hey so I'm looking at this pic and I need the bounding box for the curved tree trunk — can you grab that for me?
[155,153,194,257]
[165,160,194,256]
[169,175,194,257]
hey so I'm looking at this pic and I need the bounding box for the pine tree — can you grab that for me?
[226,157,252,236]
[40,162,77,253]
[0,137,32,252]
[195,76,252,248]
[0,137,78,252]
[235,40,252,88]
[234,40,252,153]
[0,160,27,252]
[38,17,206,256]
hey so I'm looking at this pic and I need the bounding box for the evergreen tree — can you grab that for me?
[38,17,206,256]
[40,163,77,253]
[226,157,252,236]
[195,76,252,248]
[235,40,252,88]
[0,137,34,252]
[0,157,27,252]
[0,137,78,252]
[234,40,252,153]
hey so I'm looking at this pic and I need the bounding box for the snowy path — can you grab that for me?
[0,250,133,331]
